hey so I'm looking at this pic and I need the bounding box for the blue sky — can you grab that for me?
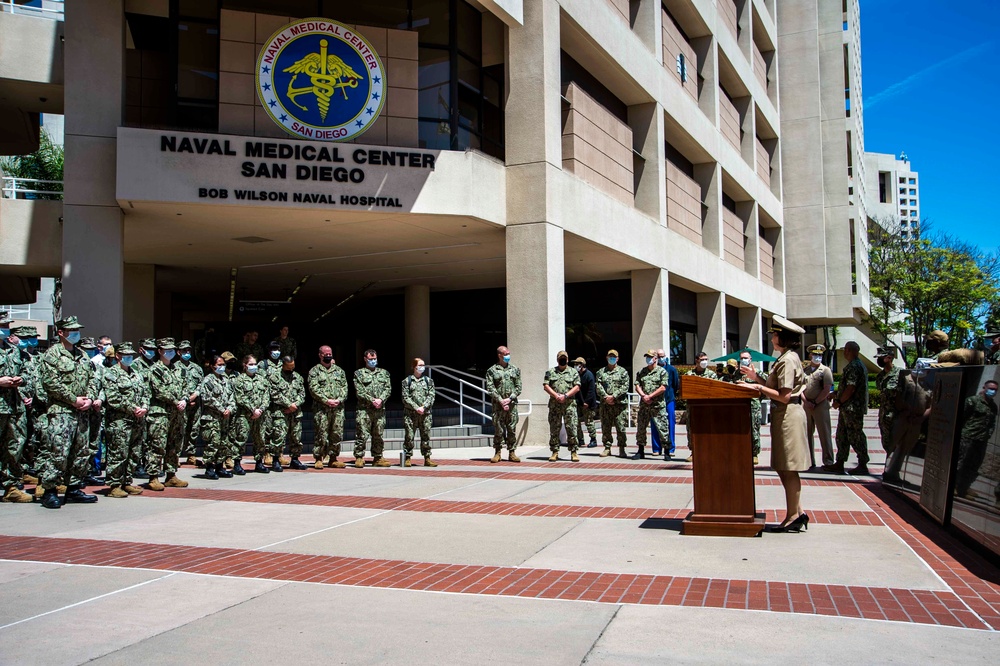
[860,0,999,248]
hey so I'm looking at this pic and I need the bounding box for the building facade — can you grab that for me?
[865,151,920,240]
[3,0,788,443]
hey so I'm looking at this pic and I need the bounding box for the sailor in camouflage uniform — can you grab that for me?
[682,351,719,462]
[543,351,580,462]
[595,349,629,458]
[200,355,235,479]
[102,342,149,497]
[145,337,190,490]
[0,316,33,503]
[308,346,349,469]
[176,340,204,466]
[130,338,158,480]
[485,345,521,463]
[37,316,100,509]
[11,326,40,489]
[232,355,268,474]
[829,341,869,475]
[402,357,437,466]
[76,337,106,486]
[874,346,901,455]
[954,380,998,499]
[730,350,771,465]
[267,355,307,471]
[353,349,392,468]
[633,349,671,460]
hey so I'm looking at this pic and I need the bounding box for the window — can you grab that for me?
[909,178,916,184]
[909,189,916,195]
[899,177,906,183]
[878,172,888,203]
[909,199,917,206]
[899,187,906,194]
[910,211,917,217]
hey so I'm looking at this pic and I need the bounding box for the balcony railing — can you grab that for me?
[0,0,64,20]
[1,177,63,200]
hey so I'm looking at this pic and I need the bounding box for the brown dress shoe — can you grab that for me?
[147,477,165,491]
[423,457,438,467]
[164,474,189,488]
[123,485,144,495]
[490,450,502,464]
[354,458,365,468]
[328,459,346,469]
[507,451,520,463]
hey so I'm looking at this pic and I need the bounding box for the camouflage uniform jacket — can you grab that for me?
[595,365,630,404]
[232,373,269,415]
[179,359,204,400]
[0,345,26,415]
[685,368,719,380]
[635,365,669,407]
[233,342,264,365]
[401,375,435,412]
[485,363,521,405]
[200,372,235,419]
[39,344,97,415]
[725,368,769,405]
[269,369,306,419]
[353,367,391,408]
[131,354,154,379]
[103,364,149,419]
[544,366,580,408]
[960,393,998,442]
[148,361,186,415]
[273,337,297,360]
[308,363,348,406]
[16,350,38,405]
[837,358,869,416]
[876,366,901,412]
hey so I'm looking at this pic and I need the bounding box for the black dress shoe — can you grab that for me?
[40,489,62,509]
[64,487,98,504]
[289,457,306,470]
[204,466,219,480]
[271,460,283,473]
[231,460,246,476]
[216,464,233,479]
[254,461,270,474]
[631,448,645,460]
[133,465,149,480]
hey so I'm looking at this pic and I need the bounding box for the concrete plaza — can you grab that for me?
[1,416,998,664]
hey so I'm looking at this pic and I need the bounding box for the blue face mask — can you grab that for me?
[18,339,30,350]
[645,356,655,366]
[502,355,510,364]
[270,350,280,360]
[987,389,997,398]
[66,331,81,345]
[247,364,258,374]
[215,365,226,375]
[658,358,668,367]
[163,349,176,361]
[608,356,617,365]
[367,358,378,369]
[27,338,38,348]
[181,352,192,361]
[142,349,156,360]
[121,356,133,367]
[0,328,9,340]
[85,349,98,358]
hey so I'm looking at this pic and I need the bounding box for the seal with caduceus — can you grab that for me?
[257,18,386,142]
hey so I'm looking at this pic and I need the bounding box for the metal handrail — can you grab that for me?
[0,1,64,19]
[2,177,64,199]
[427,365,532,426]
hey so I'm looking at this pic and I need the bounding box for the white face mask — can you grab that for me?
[699,360,709,369]
[811,355,823,364]
[415,365,425,375]
[740,358,751,367]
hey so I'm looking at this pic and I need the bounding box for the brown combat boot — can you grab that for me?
[280,455,291,466]
[313,459,325,470]
[185,455,198,467]
[123,485,144,495]
[147,477,165,491]
[107,487,128,499]
[263,453,273,466]
[56,484,67,494]
[373,458,391,468]
[164,473,189,488]
[507,450,520,463]
[424,456,438,468]
[490,449,502,464]
[403,457,412,468]
[599,447,611,458]
[570,451,580,463]
[328,459,346,469]
[34,484,44,499]
[224,458,234,470]
[548,451,559,462]
[752,456,759,466]
[22,473,39,485]
[2,486,33,503]
[354,458,365,469]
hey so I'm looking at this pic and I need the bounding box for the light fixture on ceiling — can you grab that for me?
[232,236,273,244]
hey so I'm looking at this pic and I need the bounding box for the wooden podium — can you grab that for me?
[680,375,765,537]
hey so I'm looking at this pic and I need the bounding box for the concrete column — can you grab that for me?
[629,102,666,221]
[738,305,763,352]
[61,0,125,339]
[506,222,565,445]
[632,0,663,61]
[404,284,431,366]
[696,291,726,358]
[695,162,722,256]
[123,263,154,343]
[630,268,669,374]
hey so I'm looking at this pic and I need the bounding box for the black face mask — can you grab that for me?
[322,355,333,363]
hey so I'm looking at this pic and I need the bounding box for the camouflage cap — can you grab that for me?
[139,338,156,349]
[79,336,98,349]
[12,325,38,337]
[807,344,826,355]
[55,315,85,330]
[606,349,619,357]
[117,341,137,355]
[876,346,898,359]
[178,339,193,350]
[926,330,949,344]
[156,337,176,349]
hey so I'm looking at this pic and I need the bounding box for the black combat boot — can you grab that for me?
[631,447,645,460]
[63,486,98,504]
[204,465,219,480]
[289,457,306,470]
[231,459,246,475]
[40,488,62,509]
[216,463,233,478]
[253,459,270,474]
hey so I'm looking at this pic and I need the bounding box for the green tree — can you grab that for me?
[0,130,64,200]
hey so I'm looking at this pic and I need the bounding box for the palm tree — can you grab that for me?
[0,130,64,200]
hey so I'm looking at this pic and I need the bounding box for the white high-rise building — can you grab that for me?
[865,151,920,239]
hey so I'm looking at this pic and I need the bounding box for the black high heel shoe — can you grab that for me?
[785,513,809,532]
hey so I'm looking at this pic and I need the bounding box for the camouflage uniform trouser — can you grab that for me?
[13,406,28,476]
[636,401,670,448]
[575,404,597,446]
[269,412,302,458]
[200,416,229,466]
[181,404,201,457]
[749,398,762,458]
[355,407,386,460]
[491,402,518,450]
[878,407,896,454]
[231,411,267,460]
[403,409,433,458]
[312,406,345,461]
[147,411,184,477]
[40,411,89,490]
[25,404,46,471]
[955,438,988,497]
[548,401,578,452]
[0,414,20,491]
[104,415,142,488]
[599,403,628,448]
[835,411,869,465]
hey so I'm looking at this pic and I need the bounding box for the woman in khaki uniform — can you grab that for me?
[744,316,810,532]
